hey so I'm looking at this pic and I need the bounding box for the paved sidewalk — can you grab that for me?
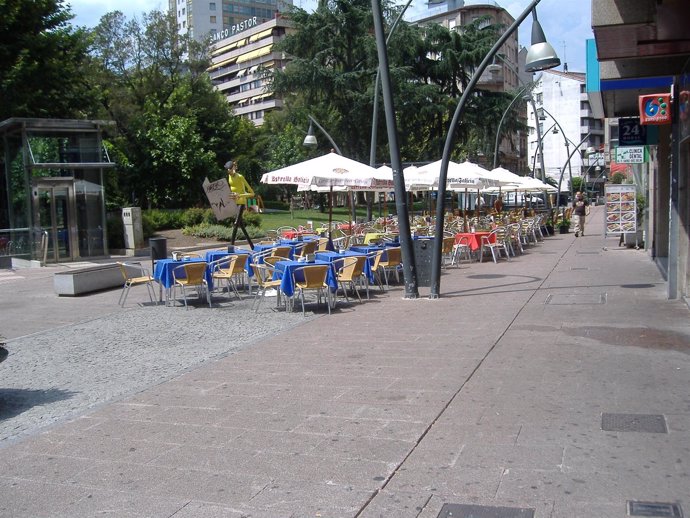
[0,205,689,517]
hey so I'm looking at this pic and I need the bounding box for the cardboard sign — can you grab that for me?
[639,93,672,125]
[202,177,239,221]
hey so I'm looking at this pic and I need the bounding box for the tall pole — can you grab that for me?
[556,133,590,211]
[369,0,415,169]
[431,0,544,299]
[493,84,529,169]
[371,0,418,299]
[494,54,547,182]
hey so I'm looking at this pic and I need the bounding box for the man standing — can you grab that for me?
[572,191,590,237]
[225,160,255,247]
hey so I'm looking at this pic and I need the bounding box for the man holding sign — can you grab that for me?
[225,160,255,248]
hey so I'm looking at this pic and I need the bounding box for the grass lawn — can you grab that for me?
[259,207,371,231]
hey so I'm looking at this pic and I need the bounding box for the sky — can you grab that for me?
[68,0,592,72]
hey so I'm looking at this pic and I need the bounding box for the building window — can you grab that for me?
[210,15,216,23]
[182,8,185,15]
[535,92,543,104]
[210,2,216,10]
[182,20,186,28]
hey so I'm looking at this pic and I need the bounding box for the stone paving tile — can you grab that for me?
[0,453,94,484]
[70,460,179,492]
[358,489,434,518]
[0,478,93,518]
[385,464,503,499]
[227,428,327,455]
[242,480,372,517]
[52,488,190,518]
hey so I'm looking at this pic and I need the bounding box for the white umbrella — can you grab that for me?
[402,165,439,191]
[261,151,381,189]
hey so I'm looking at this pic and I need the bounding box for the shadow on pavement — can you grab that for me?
[0,388,76,420]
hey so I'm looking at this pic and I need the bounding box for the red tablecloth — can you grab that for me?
[454,232,494,252]
[282,230,317,240]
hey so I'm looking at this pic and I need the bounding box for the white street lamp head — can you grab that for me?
[525,9,560,73]
[303,121,318,147]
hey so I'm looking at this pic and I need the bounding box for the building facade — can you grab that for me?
[527,69,604,186]
[412,1,527,173]
[169,0,291,42]
[589,0,690,302]
[208,17,292,125]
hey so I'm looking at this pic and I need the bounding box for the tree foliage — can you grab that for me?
[89,10,257,208]
[268,4,512,166]
[0,0,96,120]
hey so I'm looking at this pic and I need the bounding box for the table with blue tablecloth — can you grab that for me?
[273,259,338,299]
[153,258,214,305]
[315,250,375,284]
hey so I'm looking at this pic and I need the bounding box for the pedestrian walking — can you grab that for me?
[573,191,590,237]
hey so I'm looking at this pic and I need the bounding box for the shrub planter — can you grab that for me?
[559,226,570,234]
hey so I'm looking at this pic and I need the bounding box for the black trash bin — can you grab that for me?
[149,237,167,261]
[413,237,435,287]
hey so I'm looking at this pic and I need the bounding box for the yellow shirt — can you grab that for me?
[228,172,254,205]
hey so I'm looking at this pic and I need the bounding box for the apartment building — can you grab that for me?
[169,0,291,41]
[208,16,293,125]
[527,69,604,184]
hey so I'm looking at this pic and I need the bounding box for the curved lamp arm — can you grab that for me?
[308,115,342,156]
[493,84,530,169]
[556,132,591,210]
[431,0,545,298]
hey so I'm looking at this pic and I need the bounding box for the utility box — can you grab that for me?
[413,238,434,287]
[122,207,144,253]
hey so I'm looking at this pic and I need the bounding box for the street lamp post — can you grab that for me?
[371,0,419,299]
[492,85,530,169]
[429,2,560,298]
[303,115,353,241]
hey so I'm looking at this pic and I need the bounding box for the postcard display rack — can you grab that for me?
[605,185,638,245]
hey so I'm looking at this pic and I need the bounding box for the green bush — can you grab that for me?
[143,209,185,231]
[183,223,265,241]
[106,214,125,248]
[241,210,262,228]
[180,208,207,227]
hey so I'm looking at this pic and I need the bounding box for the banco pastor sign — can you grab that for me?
[212,17,259,42]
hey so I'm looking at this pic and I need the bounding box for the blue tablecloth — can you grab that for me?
[349,245,386,255]
[279,236,318,246]
[315,251,375,283]
[153,258,213,290]
[273,259,338,298]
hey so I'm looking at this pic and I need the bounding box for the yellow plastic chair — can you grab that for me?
[117,261,155,307]
[210,255,240,299]
[441,236,456,268]
[230,253,250,294]
[172,262,211,309]
[336,255,367,302]
[271,246,292,259]
[250,263,283,312]
[292,264,331,316]
[317,237,331,251]
[294,240,317,260]
[377,247,402,288]
[367,250,385,291]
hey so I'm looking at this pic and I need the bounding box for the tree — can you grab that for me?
[268,4,506,166]
[0,0,96,120]
[89,10,255,208]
